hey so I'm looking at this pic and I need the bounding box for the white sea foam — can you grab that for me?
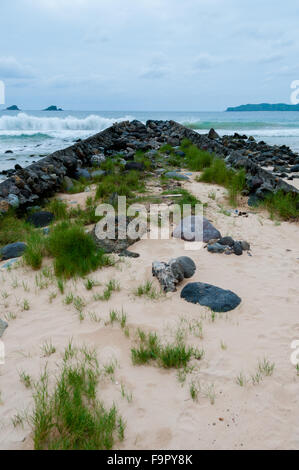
[0,112,132,133]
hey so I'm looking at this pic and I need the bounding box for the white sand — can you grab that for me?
[0,175,299,450]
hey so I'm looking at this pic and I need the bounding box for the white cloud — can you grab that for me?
[0,56,35,79]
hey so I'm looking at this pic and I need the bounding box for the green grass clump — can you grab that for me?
[0,213,34,247]
[133,281,160,300]
[135,151,152,170]
[199,158,233,186]
[159,144,175,154]
[185,145,214,171]
[46,199,68,220]
[23,231,46,270]
[131,330,203,369]
[261,190,299,220]
[47,222,111,278]
[31,349,124,450]
[96,171,145,200]
[198,159,247,207]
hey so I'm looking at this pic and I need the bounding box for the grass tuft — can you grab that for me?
[31,350,124,450]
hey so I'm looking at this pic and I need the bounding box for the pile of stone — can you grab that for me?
[207,237,250,256]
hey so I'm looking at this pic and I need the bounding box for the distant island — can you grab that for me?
[43,105,63,111]
[6,105,20,111]
[226,103,299,112]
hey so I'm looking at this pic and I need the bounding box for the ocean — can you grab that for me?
[1,110,299,180]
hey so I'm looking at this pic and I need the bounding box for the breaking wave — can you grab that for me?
[0,112,132,132]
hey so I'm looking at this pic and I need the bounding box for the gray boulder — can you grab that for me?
[173,215,221,242]
[164,171,189,180]
[181,282,241,312]
[7,194,19,208]
[207,242,226,254]
[174,256,196,278]
[74,168,91,180]
[1,242,27,260]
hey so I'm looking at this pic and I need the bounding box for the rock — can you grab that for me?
[63,176,74,191]
[43,105,63,111]
[1,258,19,269]
[173,216,221,242]
[164,171,189,180]
[91,170,106,178]
[1,242,27,260]
[152,261,182,292]
[233,241,243,256]
[27,211,55,228]
[91,154,106,166]
[247,194,260,207]
[219,236,235,247]
[125,162,145,171]
[255,183,273,200]
[0,200,11,213]
[207,242,226,253]
[181,282,241,312]
[208,128,220,140]
[290,164,299,172]
[240,240,250,251]
[174,256,196,278]
[74,168,91,180]
[0,318,8,338]
[152,256,196,292]
[7,193,19,208]
[91,216,147,254]
[6,105,20,111]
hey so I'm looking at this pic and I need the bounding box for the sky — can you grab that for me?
[0,0,299,111]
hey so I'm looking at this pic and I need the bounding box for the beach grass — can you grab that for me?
[31,349,124,450]
[131,330,204,369]
[260,190,299,220]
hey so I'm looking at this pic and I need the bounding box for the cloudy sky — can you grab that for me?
[0,0,298,110]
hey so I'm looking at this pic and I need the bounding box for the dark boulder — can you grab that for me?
[233,241,243,256]
[125,162,145,171]
[181,282,241,312]
[1,242,27,260]
[219,236,235,247]
[27,211,54,228]
[208,128,220,140]
[174,256,196,278]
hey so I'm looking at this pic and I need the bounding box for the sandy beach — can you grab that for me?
[0,173,298,450]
